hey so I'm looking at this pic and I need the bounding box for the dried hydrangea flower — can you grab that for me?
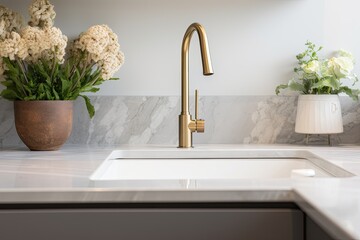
[0,5,23,40]
[72,24,125,79]
[18,26,67,63]
[43,27,67,63]
[20,26,47,62]
[74,25,110,56]
[28,0,56,29]
[100,51,125,80]
[0,31,22,60]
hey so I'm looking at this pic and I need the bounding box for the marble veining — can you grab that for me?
[1,96,360,147]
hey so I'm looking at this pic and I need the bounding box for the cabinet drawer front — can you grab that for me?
[0,209,303,240]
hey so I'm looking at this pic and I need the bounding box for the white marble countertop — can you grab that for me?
[0,144,360,239]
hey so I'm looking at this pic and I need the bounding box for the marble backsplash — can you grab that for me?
[1,96,360,147]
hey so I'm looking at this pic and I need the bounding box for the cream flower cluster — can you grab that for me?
[0,31,23,60]
[28,0,56,29]
[73,25,125,79]
[18,27,44,61]
[0,0,65,71]
[42,27,67,63]
[0,6,22,75]
[0,5,22,40]
[1,1,124,81]
[0,31,26,76]
[0,26,67,66]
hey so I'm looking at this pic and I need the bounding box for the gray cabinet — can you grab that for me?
[306,216,336,240]
[0,208,304,240]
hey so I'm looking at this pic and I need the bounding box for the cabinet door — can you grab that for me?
[306,216,336,240]
[0,208,303,240]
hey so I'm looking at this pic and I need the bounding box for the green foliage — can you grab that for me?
[80,95,95,118]
[0,56,118,118]
[275,41,359,100]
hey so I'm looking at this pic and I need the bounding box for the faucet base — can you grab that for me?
[178,114,193,148]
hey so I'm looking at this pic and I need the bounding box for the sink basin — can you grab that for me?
[93,158,327,180]
[90,148,353,187]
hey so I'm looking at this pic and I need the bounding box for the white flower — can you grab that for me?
[328,56,354,79]
[28,0,56,29]
[302,60,320,74]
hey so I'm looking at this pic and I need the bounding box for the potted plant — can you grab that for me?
[276,41,359,138]
[0,0,124,150]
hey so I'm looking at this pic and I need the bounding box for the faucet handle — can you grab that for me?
[194,89,205,132]
[195,89,199,120]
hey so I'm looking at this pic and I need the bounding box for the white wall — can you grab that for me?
[3,0,360,96]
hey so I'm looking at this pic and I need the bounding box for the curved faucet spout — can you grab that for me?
[179,23,213,148]
[181,22,213,115]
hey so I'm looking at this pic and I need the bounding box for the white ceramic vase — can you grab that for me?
[295,95,343,134]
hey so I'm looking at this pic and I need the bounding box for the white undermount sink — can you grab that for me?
[90,148,354,187]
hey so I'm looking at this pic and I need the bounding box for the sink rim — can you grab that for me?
[90,148,355,182]
[91,158,332,181]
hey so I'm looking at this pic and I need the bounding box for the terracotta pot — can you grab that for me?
[14,101,73,151]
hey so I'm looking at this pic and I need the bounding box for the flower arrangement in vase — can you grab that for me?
[0,0,125,150]
[276,41,359,138]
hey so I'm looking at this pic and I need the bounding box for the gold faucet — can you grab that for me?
[178,23,214,148]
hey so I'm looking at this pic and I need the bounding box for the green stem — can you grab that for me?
[15,58,29,97]
[79,63,91,81]
[69,62,96,93]
[89,69,101,86]
[50,52,57,81]
[16,58,28,84]
[69,57,80,80]
[69,52,87,80]
[20,60,28,74]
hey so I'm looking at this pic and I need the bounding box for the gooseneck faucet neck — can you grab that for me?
[181,23,213,115]
[179,23,213,148]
